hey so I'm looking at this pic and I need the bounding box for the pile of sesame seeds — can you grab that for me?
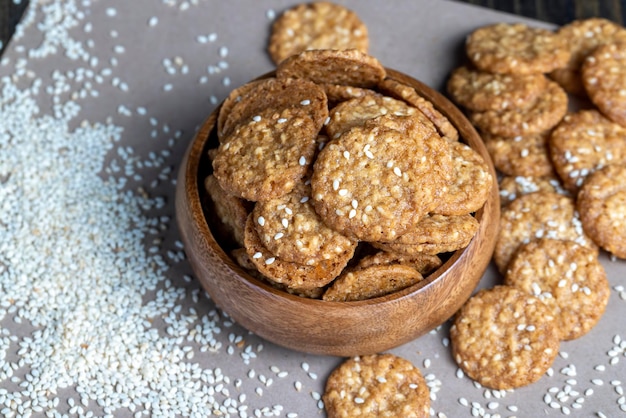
[1,1,625,417]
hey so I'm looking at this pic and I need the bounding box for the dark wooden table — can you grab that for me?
[1,0,625,56]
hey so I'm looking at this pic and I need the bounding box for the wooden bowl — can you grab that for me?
[175,69,500,357]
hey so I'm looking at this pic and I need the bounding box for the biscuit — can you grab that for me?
[323,354,430,418]
[276,49,386,88]
[548,109,626,192]
[582,41,626,127]
[251,182,358,266]
[212,107,319,201]
[378,77,459,141]
[325,94,435,140]
[469,80,567,137]
[311,114,452,242]
[505,238,610,340]
[447,66,548,111]
[322,264,423,302]
[494,191,597,273]
[243,215,353,291]
[220,77,328,140]
[498,175,569,207]
[434,141,493,216]
[466,23,570,75]
[450,285,560,390]
[267,2,369,65]
[556,18,626,70]
[204,175,251,247]
[372,213,479,256]
[577,163,626,259]
[354,251,442,276]
[321,83,380,108]
[483,131,554,177]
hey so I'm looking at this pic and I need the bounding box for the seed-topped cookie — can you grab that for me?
[447,66,548,112]
[311,113,452,242]
[469,80,568,137]
[505,238,610,340]
[494,191,597,273]
[323,354,430,418]
[267,2,369,65]
[466,23,570,75]
[577,163,626,259]
[321,83,380,108]
[252,182,358,266]
[582,41,626,127]
[450,285,560,390]
[276,49,386,88]
[325,94,436,140]
[499,175,569,207]
[483,131,555,177]
[212,107,319,201]
[549,109,626,192]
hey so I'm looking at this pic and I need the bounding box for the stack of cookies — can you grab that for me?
[448,18,626,390]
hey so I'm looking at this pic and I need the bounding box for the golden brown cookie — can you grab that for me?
[483,131,555,177]
[378,77,459,141]
[276,49,386,88]
[498,175,569,207]
[577,163,626,258]
[434,141,493,216]
[243,215,353,291]
[251,182,358,266]
[219,77,328,140]
[446,66,548,111]
[549,109,626,192]
[556,18,626,70]
[466,23,570,75]
[450,285,560,390]
[505,238,610,340]
[311,114,452,242]
[469,80,567,137]
[372,214,479,256]
[204,174,251,247]
[321,83,380,108]
[494,191,597,273]
[353,251,442,276]
[217,79,265,141]
[323,354,430,418]
[267,2,369,65]
[212,107,319,201]
[582,41,626,127]
[322,264,423,302]
[325,94,435,140]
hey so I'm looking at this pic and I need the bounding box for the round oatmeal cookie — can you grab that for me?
[499,175,569,207]
[322,264,424,302]
[582,42,626,127]
[323,354,430,418]
[219,77,328,140]
[311,114,452,242]
[483,131,554,177]
[469,80,568,137]
[267,2,369,65]
[577,163,626,258]
[450,285,560,390]
[446,66,548,112]
[548,67,586,96]
[354,251,442,276]
[434,141,493,216]
[378,78,459,141]
[212,107,318,201]
[505,238,610,340]
[276,49,386,88]
[549,109,626,192]
[494,191,597,273]
[325,94,436,140]
[466,23,570,75]
[372,213,479,256]
[204,174,251,247]
[252,182,358,266]
[556,18,626,70]
[243,215,353,291]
